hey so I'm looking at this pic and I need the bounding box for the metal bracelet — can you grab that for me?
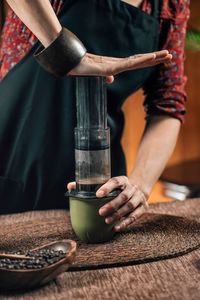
[34,27,86,77]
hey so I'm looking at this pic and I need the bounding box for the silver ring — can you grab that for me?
[128,55,135,60]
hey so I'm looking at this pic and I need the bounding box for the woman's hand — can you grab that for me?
[67,176,149,232]
[96,176,149,231]
[69,50,172,83]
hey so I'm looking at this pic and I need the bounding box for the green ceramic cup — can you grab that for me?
[69,196,117,243]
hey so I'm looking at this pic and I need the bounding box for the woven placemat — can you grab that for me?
[0,209,199,270]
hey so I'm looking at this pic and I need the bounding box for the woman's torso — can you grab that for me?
[0,0,160,213]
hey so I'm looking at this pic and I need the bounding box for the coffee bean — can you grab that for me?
[0,249,67,270]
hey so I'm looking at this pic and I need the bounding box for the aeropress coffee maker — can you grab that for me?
[68,76,119,243]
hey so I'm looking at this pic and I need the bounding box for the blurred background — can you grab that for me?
[0,0,200,203]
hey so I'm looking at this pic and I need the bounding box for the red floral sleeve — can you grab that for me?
[143,0,190,122]
[0,0,63,82]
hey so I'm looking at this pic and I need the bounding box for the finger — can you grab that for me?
[106,53,172,75]
[144,54,172,62]
[105,187,143,223]
[114,203,148,232]
[130,52,157,64]
[135,50,170,60]
[108,54,158,75]
[100,185,137,218]
[106,75,114,84]
[125,54,172,71]
[139,55,172,68]
[96,176,129,198]
[93,50,169,62]
[154,50,170,58]
[67,181,76,192]
[144,54,172,64]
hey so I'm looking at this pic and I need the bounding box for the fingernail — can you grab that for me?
[115,225,120,231]
[96,190,105,197]
[106,217,114,224]
[99,208,107,215]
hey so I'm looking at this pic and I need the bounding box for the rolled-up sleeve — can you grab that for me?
[143,0,190,122]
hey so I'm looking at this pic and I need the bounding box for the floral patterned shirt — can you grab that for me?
[0,0,190,122]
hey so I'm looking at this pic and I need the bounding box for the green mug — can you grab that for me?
[69,196,117,243]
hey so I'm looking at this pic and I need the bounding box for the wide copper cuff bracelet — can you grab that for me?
[34,27,86,77]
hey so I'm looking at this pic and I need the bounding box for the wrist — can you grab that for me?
[128,174,153,200]
[42,25,62,48]
[34,27,87,77]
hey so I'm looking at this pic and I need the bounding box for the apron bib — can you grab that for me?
[0,0,160,213]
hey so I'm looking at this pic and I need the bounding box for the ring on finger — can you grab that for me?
[128,55,136,60]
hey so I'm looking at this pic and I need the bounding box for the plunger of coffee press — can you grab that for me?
[73,76,112,198]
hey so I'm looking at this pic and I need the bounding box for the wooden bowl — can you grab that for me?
[0,239,76,290]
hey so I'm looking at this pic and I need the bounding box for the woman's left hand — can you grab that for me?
[96,176,149,232]
[67,176,149,232]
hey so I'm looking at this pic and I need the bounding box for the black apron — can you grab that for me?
[0,0,160,214]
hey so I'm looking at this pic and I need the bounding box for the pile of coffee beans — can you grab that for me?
[0,249,67,270]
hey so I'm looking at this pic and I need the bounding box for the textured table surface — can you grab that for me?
[0,198,199,300]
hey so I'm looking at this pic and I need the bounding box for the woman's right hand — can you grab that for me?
[69,50,172,83]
